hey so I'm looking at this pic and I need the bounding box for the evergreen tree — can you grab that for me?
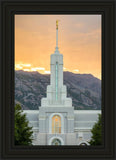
[14,104,33,145]
[89,114,102,145]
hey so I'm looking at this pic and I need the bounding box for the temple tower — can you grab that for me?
[41,20,72,107]
[38,21,76,145]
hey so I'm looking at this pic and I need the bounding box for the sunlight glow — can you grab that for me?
[73,69,79,73]
[44,71,51,74]
[15,63,101,79]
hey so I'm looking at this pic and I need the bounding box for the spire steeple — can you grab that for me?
[41,20,72,107]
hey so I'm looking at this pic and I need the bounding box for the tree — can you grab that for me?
[14,104,33,145]
[89,114,102,145]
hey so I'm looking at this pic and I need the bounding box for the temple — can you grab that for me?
[23,21,101,145]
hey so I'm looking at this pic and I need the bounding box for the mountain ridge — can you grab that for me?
[15,70,101,110]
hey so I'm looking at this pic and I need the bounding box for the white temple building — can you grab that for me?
[23,21,101,146]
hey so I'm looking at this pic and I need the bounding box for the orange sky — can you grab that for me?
[15,15,101,79]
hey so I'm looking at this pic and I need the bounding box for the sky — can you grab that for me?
[15,15,101,79]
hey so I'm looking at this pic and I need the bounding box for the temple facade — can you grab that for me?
[23,21,101,145]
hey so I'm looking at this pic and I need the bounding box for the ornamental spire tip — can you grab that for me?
[56,20,58,29]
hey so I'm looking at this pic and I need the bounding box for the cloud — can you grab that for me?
[36,67,45,70]
[15,64,23,69]
[73,69,79,73]
[15,63,31,68]
[23,69,30,71]
[44,71,50,74]
[22,64,31,67]
[31,67,45,71]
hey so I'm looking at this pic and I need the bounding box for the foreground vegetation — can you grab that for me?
[14,104,33,145]
[89,114,102,145]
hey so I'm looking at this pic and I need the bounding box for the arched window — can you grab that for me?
[79,143,88,146]
[51,138,61,145]
[52,115,61,133]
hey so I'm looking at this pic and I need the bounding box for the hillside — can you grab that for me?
[15,70,101,110]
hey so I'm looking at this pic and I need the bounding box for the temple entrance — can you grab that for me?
[51,138,61,145]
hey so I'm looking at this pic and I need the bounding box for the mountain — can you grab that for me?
[15,70,101,110]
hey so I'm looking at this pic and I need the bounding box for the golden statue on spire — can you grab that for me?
[56,20,58,29]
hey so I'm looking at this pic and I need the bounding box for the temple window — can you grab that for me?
[52,115,61,133]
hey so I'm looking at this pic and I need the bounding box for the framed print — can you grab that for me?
[15,14,102,146]
[0,0,115,160]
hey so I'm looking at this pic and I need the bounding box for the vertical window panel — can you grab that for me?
[52,115,61,133]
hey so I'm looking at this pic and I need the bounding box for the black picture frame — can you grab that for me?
[0,0,115,159]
